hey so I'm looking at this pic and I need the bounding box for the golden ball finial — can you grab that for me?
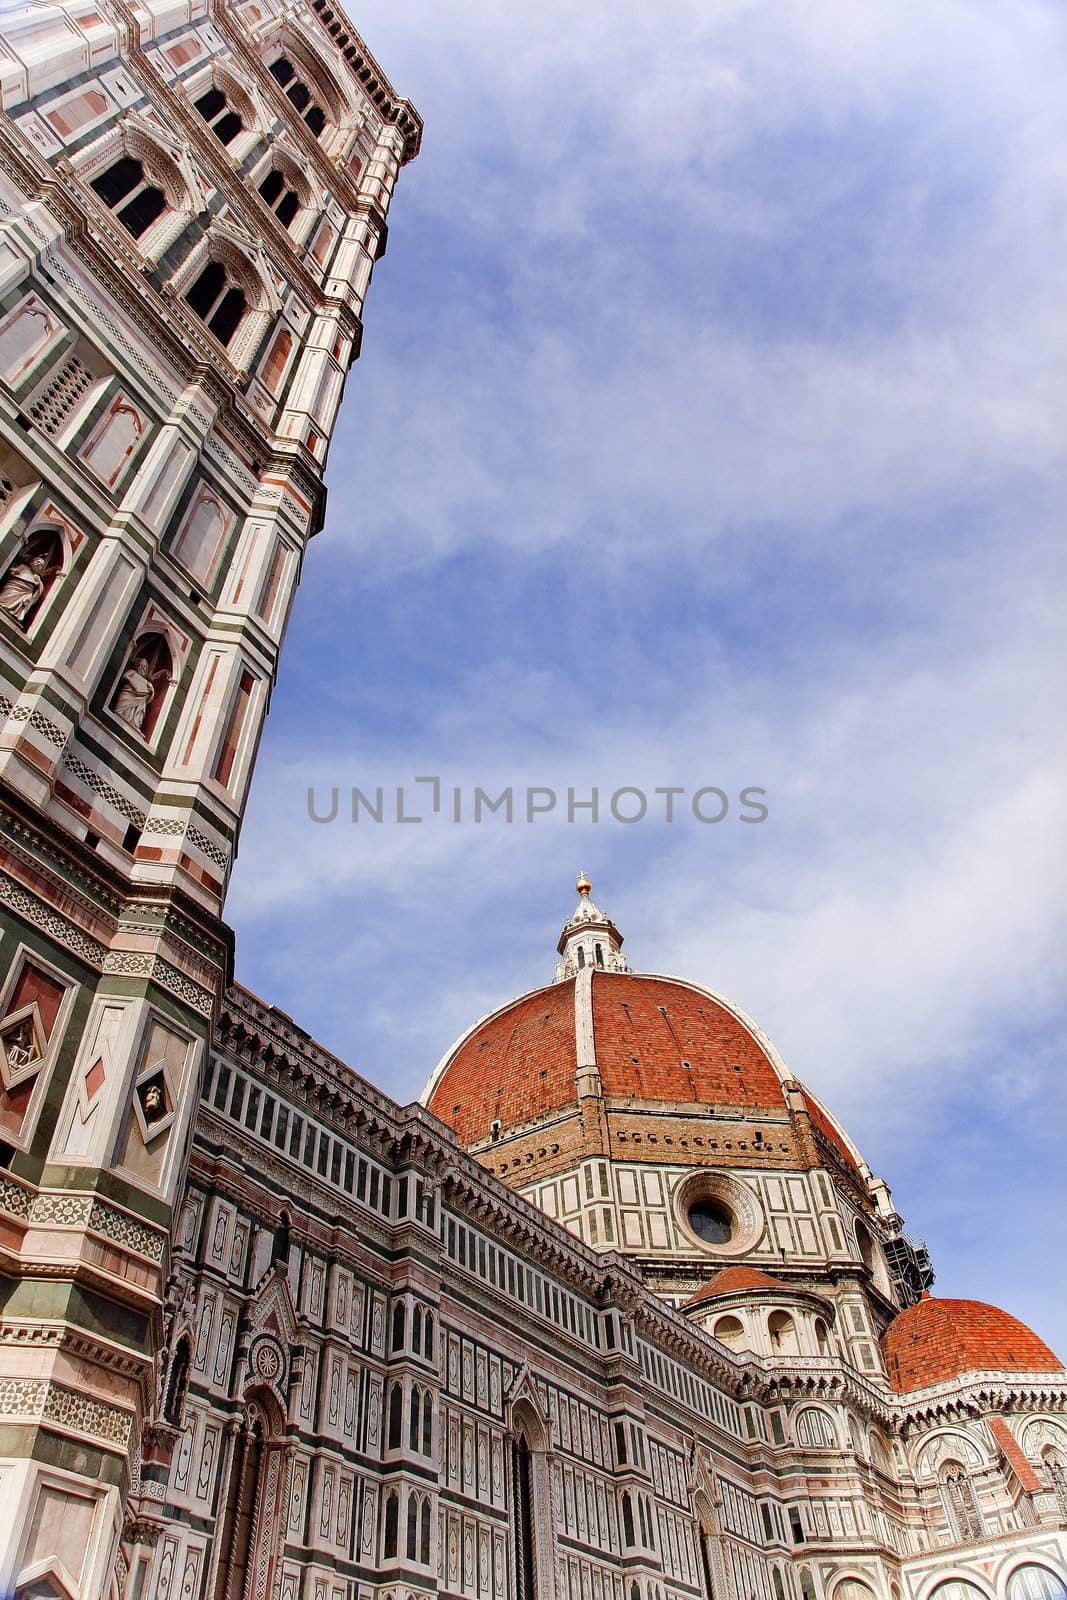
[576,871,592,896]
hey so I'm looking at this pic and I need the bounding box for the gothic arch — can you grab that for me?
[1000,1564,1067,1600]
[173,227,278,369]
[213,1386,287,1600]
[508,1389,554,1600]
[913,1426,987,1479]
[263,25,349,125]
[916,1576,993,1600]
[1021,1416,1067,1458]
[794,1404,837,1448]
[162,1332,192,1426]
[188,60,264,147]
[829,1578,879,1600]
[108,628,177,743]
[75,114,199,258]
[689,1447,731,1600]
[937,1458,984,1544]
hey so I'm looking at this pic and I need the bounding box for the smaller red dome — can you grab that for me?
[882,1295,1064,1394]
[684,1265,790,1309]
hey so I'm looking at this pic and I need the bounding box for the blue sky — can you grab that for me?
[229,0,1067,1353]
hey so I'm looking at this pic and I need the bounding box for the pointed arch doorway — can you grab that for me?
[213,1388,287,1600]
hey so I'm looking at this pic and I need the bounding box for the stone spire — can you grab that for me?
[554,874,630,981]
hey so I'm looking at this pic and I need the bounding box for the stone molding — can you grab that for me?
[0,1376,134,1446]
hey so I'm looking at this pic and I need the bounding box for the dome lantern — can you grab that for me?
[554,874,630,981]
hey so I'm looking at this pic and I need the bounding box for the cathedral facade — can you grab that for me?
[0,5,1063,1600]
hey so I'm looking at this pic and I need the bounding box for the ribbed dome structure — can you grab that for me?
[425,966,862,1182]
[428,971,790,1144]
[422,879,886,1298]
[882,1295,1064,1394]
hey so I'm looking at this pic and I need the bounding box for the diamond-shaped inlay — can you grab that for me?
[84,1056,105,1100]
[0,1003,46,1091]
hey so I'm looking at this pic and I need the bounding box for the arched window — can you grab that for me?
[391,1300,406,1352]
[938,1461,984,1542]
[712,1314,746,1352]
[261,327,293,394]
[868,1429,892,1474]
[833,1584,877,1600]
[419,1496,431,1565]
[799,1569,817,1600]
[171,487,231,584]
[795,1407,835,1448]
[411,1304,423,1352]
[768,1310,799,1354]
[773,1572,786,1600]
[927,1583,989,1600]
[814,1316,831,1355]
[621,1489,635,1546]
[577,946,586,968]
[630,1584,641,1600]
[90,155,166,239]
[163,1335,191,1426]
[1006,1566,1067,1600]
[423,1309,434,1360]
[268,55,329,138]
[184,259,248,348]
[855,1217,877,1274]
[406,1494,419,1561]
[382,1490,398,1559]
[408,1384,421,1451]
[512,1433,536,1600]
[421,1390,433,1455]
[595,943,604,967]
[194,84,244,145]
[272,1210,290,1267]
[258,167,301,229]
[110,631,174,741]
[386,1381,402,1451]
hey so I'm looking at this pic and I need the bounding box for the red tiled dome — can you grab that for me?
[590,973,787,1109]
[684,1266,789,1309]
[426,971,792,1145]
[882,1295,1064,1394]
[427,980,577,1146]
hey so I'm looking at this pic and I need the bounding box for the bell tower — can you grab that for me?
[0,1,419,1592]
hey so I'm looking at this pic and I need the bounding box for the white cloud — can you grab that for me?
[228,0,1067,1347]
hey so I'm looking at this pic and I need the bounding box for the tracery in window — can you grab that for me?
[90,155,166,239]
[258,166,301,229]
[938,1461,984,1543]
[268,56,329,137]
[1006,1564,1067,1600]
[194,84,244,145]
[184,259,248,348]
[794,1406,835,1448]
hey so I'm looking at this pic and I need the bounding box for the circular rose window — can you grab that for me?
[687,1197,734,1245]
[675,1172,764,1256]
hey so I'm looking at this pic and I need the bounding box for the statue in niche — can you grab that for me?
[0,527,64,628]
[111,631,175,738]
[113,656,159,731]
